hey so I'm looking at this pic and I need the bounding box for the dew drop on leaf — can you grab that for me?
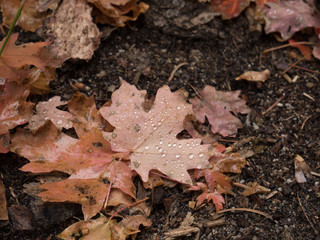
[175,154,181,158]
[189,154,194,159]
[162,153,167,157]
[145,146,150,150]
[198,153,204,158]
[56,120,63,125]
[159,140,163,145]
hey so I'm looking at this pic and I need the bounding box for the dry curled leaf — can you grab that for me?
[240,182,271,196]
[235,69,270,83]
[88,0,149,27]
[100,80,212,184]
[294,154,311,183]
[190,86,250,137]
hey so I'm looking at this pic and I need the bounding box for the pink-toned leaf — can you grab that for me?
[0,81,34,135]
[196,191,225,212]
[190,86,250,137]
[194,170,231,194]
[264,0,320,41]
[28,96,73,132]
[100,80,212,184]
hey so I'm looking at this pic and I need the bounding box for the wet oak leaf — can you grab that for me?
[264,0,320,41]
[0,33,64,82]
[100,80,212,184]
[0,81,34,136]
[189,86,250,137]
[28,96,73,132]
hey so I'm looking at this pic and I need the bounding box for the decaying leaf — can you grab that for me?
[27,67,56,95]
[294,154,311,183]
[11,122,135,220]
[0,33,64,82]
[210,0,251,20]
[264,0,320,41]
[0,0,46,32]
[288,39,313,61]
[58,213,151,240]
[240,181,271,196]
[47,0,100,60]
[0,81,34,136]
[190,86,250,137]
[100,80,212,184]
[235,69,270,83]
[88,0,149,27]
[28,96,73,132]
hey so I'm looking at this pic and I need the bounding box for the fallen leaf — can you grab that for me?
[8,205,33,230]
[89,0,149,27]
[100,80,212,184]
[189,85,250,137]
[235,69,270,82]
[196,190,225,212]
[27,67,56,95]
[289,39,313,61]
[28,96,73,132]
[11,122,135,220]
[0,33,64,82]
[264,0,320,41]
[294,154,311,183]
[240,182,271,196]
[0,81,34,136]
[210,0,251,20]
[0,0,46,32]
[58,213,150,240]
[46,0,100,60]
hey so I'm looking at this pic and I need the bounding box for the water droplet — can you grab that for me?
[181,173,185,177]
[173,144,177,147]
[178,144,182,148]
[153,126,157,130]
[177,106,181,110]
[56,120,62,125]
[158,148,163,153]
[175,154,181,158]
[198,153,204,158]
[159,141,163,145]
[145,146,150,150]
[180,164,184,167]
[196,163,202,169]
[111,133,117,139]
[168,143,172,147]
[189,154,194,159]
[162,153,167,158]
[153,164,157,168]
[158,121,162,126]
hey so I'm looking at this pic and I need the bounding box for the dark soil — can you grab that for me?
[1,0,320,239]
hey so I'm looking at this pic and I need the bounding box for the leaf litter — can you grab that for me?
[8,79,251,238]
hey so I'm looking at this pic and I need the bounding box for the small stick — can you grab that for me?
[290,64,320,74]
[297,193,318,235]
[0,0,26,56]
[311,171,320,177]
[303,92,315,102]
[262,95,285,115]
[218,207,274,221]
[300,115,312,130]
[263,42,314,54]
[168,63,188,81]
[282,56,305,74]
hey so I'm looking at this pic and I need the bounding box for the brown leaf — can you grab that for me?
[8,205,33,230]
[210,0,251,20]
[235,69,270,82]
[46,0,100,60]
[27,67,56,95]
[28,96,73,132]
[0,0,46,32]
[240,182,271,196]
[89,0,149,27]
[100,80,212,184]
[0,81,34,135]
[0,33,64,82]
[190,85,250,137]
[294,154,311,183]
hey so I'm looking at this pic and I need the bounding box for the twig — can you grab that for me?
[168,63,188,81]
[189,84,202,99]
[218,207,274,221]
[262,42,314,54]
[109,197,149,220]
[290,64,320,74]
[0,0,26,56]
[303,92,315,102]
[300,115,312,130]
[311,171,320,177]
[262,95,285,115]
[297,193,318,235]
[282,56,305,74]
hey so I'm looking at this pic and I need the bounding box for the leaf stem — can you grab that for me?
[0,0,26,56]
